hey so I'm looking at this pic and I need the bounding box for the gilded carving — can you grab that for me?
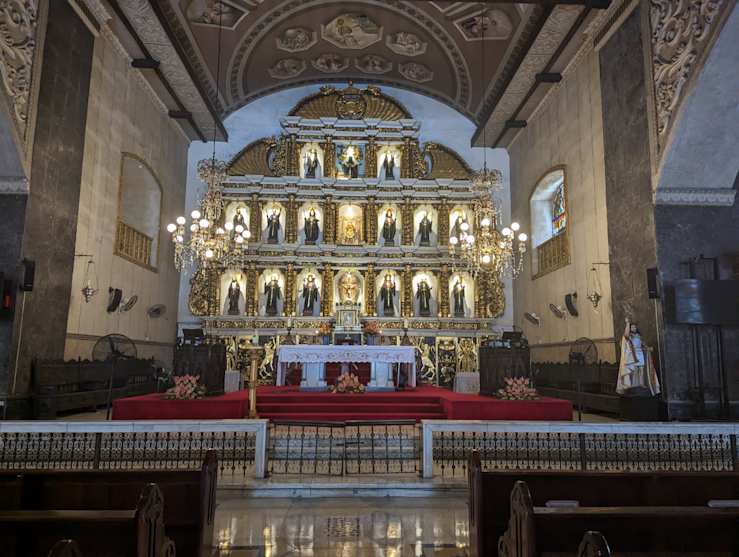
[423,142,473,179]
[401,197,413,245]
[249,194,261,241]
[188,261,220,316]
[439,263,450,318]
[534,229,570,279]
[649,0,724,145]
[286,193,298,243]
[323,195,336,244]
[0,0,38,143]
[245,262,258,316]
[367,196,378,244]
[320,263,335,316]
[321,138,335,178]
[402,264,413,317]
[477,269,505,319]
[365,136,377,178]
[284,262,295,316]
[226,137,278,176]
[272,137,287,177]
[411,140,427,179]
[365,263,377,316]
[289,82,412,120]
[401,137,412,179]
[438,198,450,246]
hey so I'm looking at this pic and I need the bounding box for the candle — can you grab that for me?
[404,318,409,329]
[252,328,258,345]
[287,316,292,328]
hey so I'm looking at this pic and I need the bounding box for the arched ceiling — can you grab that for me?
[104,0,605,145]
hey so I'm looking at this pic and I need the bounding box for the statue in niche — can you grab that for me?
[418,211,433,246]
[227,274,242,315]
[338,271,361,304]
[381,151,396,180]
[382,209,396,246]
[304,148,320,178]
[416,277,432,317]
[267,206,281,244]
[616,317,661,395]
[453,277,465,317]
[304,207,320,244]
[301,273,319,316]
[380,273,396,316]
[459,338,477,373]
[337,145,361,179]
[232,206,247,239]
[264,274,282,316]
[452,211,468,240]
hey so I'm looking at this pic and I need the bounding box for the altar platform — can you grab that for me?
[111,385,572,422]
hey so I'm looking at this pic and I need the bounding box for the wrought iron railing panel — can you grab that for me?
[423,422,739,477]
[270,422,346,475]
[0,422,267,477]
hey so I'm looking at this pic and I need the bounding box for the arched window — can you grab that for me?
[552,184,566,235]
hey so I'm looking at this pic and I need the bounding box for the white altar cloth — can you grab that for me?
[277,345,416,388]
[453,372,480,394]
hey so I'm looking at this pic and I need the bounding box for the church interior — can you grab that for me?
[1,0,738,555]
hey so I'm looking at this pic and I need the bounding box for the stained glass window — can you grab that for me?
[552,184,566,235]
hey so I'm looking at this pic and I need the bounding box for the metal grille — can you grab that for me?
[269,421,420,475]
[431,431,738,476]
[0,430,257,476]
[534,229,570,278]
[115,220,154,269]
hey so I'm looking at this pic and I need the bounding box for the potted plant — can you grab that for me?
[496,377,539,401]
[163,374,207,400]
[317,322,333,345]
[330,372,366,394]
[363,322,380,345]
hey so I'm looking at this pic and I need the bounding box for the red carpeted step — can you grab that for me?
[259,412,446,422]
[257,394,443,404]
[257,402,444,414]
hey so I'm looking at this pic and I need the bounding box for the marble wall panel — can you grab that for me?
[509,50,615,364]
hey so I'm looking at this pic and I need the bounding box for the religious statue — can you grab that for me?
[227,274,241,315]
[301,273,319,316]
[453,277,465,317]
[380,273,396,316]
[617,317,661,395]
[267,207,281,244]
[459,338,477,373]
[259,338,276,379]
[304,207,320,245]
[338,271,361,304]
[264,274,281,316]
[382,209,396,246]
[418,211,433,246]
[416,278,432,317]
[337,145,361,179]
[304,148,320,178]
[225,337,237,370]
[452,211,468,240]
[382,151,396,180]
[232,206,247,239]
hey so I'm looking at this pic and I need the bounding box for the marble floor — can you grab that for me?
[216,496,470,557]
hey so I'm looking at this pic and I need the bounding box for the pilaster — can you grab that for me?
[286,193,298,243]
[321,263,334,316]
[402,196,413,245]
[439,264,450,318]
[365,263,377,317]
[284,262,296,317]
[438,197,450,246]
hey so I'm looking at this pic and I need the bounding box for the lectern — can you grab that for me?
[479,334,531,398]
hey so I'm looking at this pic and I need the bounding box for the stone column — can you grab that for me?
[249,193,261,242]
[321,263,334,316]
[439,264,450,318]
[365,263,377,317]
[401,197,413,245]
[245,262,258,316]
[402,264,413,317]
[286,193,298,243]
[323,195,336,244]
[438,197,450,246]
[284,262,296,317]
[367,196,378,244]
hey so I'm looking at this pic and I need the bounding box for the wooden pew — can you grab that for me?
[47,540,82,557]
[0,483,174,557]
[498,480,739,556]
[467,450,739,557]
[0,451,217,557]
[577,532,610,557]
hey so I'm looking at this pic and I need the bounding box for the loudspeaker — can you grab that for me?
[107,288,122,313]
[647,267,659,299]
[565,293,578,317]
[20,260,35,291]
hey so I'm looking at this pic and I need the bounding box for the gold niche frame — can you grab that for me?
[114,153,163,273]
[529,165,571,280]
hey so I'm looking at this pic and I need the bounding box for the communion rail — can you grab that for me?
[423,421,739,478]
[0,420,267,478]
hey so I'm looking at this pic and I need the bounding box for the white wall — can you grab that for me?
[509,50,615,363]
[178,83,513,330]
[65,36,188,364]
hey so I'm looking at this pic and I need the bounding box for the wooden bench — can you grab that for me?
[48,540,83,557]
[0,483,174,557]
[33,358,158,419]
[499,480,739,556]
[468,450,739,557]
[0,451,218,557]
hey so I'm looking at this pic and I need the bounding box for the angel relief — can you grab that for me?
[323,13,383,49]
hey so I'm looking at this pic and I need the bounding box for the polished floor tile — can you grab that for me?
[216,496,469,557]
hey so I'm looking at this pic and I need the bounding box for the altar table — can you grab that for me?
[277,345,416,391]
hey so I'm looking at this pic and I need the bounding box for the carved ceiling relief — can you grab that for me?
[268,59,306,80]
[276,28,317,52]
[322,13,383,50]
[385,32,427,56]
[312,53,349,74]
[454,9,513,41]
[649,0,724,150]
[0,0,39,147]
[398,62,434,84]
[355,54,392,75]
[184,0,247,29]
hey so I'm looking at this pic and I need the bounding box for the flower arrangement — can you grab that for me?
[316,322,333,337]
[330,372,366,394]
[164,374,207,400]
[496,377,538,401]
[363,322,380,336]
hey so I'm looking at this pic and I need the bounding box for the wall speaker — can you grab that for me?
[20,260,35,291]
[647,267,659,299]
[107,288,122,313]
[565,293,578,317]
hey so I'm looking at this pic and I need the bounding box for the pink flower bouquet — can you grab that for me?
[316,322,333,337]
[363,322,380,336]
[164,374,207,400]
[496,377,538,401]
[330,372,366,394]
